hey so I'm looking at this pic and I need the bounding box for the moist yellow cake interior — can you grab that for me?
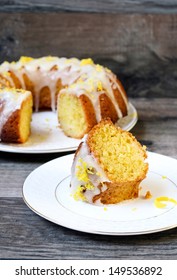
[88,121,147,182]
[58,93,87,138]
[19,96,33,143]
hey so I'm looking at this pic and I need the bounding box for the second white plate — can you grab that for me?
[23,152,177,235]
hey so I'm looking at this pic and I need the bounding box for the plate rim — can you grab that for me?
[0,102,137,154]
[22,151,177,235]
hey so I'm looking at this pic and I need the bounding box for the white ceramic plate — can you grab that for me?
[23,152,177,235]
[0,102,137,154]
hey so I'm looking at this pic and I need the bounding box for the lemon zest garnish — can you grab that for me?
[76,159,90,182]
[77,77,84,84]
[65,58,73,64]
[154,196,177,208]
[80,58,94,66]
[74,158,96,201]
[19,56,34,63]
[96,64,103,72]
[142,145,147,151]
[105,67,111,73]
[73,183,94,202]
[76,159,95,183]
[97,81,103,91]
[87,168,94,174]
[45,56,55,62]
[73,186,87,201]
[85,183,94,190]
[104,207,108,211]
[87,78,94,92]
[162,175,167,179]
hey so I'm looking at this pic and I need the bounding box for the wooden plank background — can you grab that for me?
[1,11,177,98]
[1,1,177,99]
[1,0,177,13]
[1,13,177,61]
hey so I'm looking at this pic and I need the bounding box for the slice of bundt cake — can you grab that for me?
[70,119,148,204]
[57,58,128,139]
[0,87,33,143]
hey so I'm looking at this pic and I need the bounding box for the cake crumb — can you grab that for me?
[145,191,152,199]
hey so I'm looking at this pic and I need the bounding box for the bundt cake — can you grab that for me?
[0,87,33,143]
[70,119,148,205]
[0,56,128,142]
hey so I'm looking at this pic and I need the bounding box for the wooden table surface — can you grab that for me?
[0,95,177,260]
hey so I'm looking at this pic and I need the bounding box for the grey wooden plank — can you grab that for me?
[1,0,177,13]
[117,59,177,98]
[130,98,177,121]
[0,198,177,259]
[0,164,38,198]
[0,151,72,197]
[132,120,177,157]
[0,13,177,96]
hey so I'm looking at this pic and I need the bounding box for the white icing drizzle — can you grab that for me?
[0,56,128,118]
[0,88,31,138]
[107,71,128,107]
[70,137,110,205]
